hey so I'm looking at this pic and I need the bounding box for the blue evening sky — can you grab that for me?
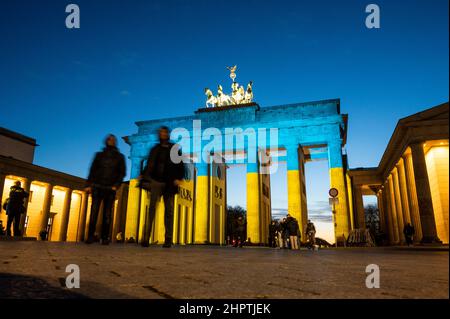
[1,0,448,240]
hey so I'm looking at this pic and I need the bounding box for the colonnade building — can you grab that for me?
[348,102,449,244]
[0,127,128,241]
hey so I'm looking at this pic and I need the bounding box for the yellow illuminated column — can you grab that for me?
[138,188,150,244]
[59,189,73,241]
[346,174,355,230]
[0,173,6,210]
[77,191,88,242]
[383,181,395,243]
[397,158,412,226]
[19,178,31,235]
[286,145,305,239]
[424,144,449,243]
[39,184,54,238]
[186,206,194,244]
[247,161,261,244]
[179,206,187,245]
[377,191,386,234]
[125,179,141,242]
[328,141,350,243]
[403,153,423,242]
[392,168,405,243]
[173,196,179,244]
[194,163,209,244]
[410,142,440,243]
[387,175,400,244]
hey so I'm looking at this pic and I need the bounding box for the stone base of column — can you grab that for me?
[420,236,443,244]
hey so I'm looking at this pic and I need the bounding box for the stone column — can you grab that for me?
[353,185,365,229]
[403,153,423,242]
[39,184,54,239]
[382,183,391,243]
[410,142,440,243]
[19,178,31,236]
[0,172,6,214]
[387,175,400,244]
[77,191,88,242]
[194,163,209,244]
[382,182,393,243]
[286,145,305,239]
[246,160,261,244]
[392,167,405,243]
[377,191,386,234]
[328,140,350,244]
[59,189,73,241]
[397,158,412,226]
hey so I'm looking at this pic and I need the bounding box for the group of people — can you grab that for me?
[268,217,317,250]
[84,126,184,248]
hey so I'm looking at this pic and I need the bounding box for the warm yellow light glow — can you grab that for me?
[425,145,449,244]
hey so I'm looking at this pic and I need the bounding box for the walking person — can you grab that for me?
[403,223,415,246]
[140,126,185,248]
[5,181,28,237]
[85,134,126,245]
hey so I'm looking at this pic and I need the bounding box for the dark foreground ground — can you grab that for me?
[0,241,448,299]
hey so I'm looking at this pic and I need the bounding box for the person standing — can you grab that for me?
[403,223,415,246]
[287,215,300,250]
[268,220,277,248]
[306,219,316,249]
[5,181,28,237]
[85,134,126,245]
[140,126,185,248]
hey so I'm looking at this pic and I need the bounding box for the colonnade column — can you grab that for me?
[377,191,386,234]
[327,140,350,244]
[286,145,306,239]
[392,167,405,243]
[77,191,88,242]
[246,159,261,244]
[353,185,365,229]
[387,175,400,244]
[59,189,73,241]
[39,184,54,239]
[397,158,412,226]
[383,181,394,243]
[194,163,209,244]
[410,142,440,243]
[403,153,423,242]
[0,172,6,210]
[19,178,31,235]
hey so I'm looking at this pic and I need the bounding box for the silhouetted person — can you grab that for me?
[6,181,28,237]
[269,220,277,248]
[306,219,316,248]
[286,215,300,250]
[233,216,246,247]
[85,134,126,245]
[140,126,185,248]
[403,223,415,246]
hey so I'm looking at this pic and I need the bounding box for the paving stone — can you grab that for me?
[0,242,447,299]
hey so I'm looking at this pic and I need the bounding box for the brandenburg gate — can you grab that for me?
[124,67,352,245]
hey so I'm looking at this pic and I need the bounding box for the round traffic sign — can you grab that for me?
[329,188,339,198]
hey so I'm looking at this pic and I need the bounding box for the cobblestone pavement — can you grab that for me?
[0,241,448,299]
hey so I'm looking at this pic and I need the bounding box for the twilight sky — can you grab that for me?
[0,0,448,242]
